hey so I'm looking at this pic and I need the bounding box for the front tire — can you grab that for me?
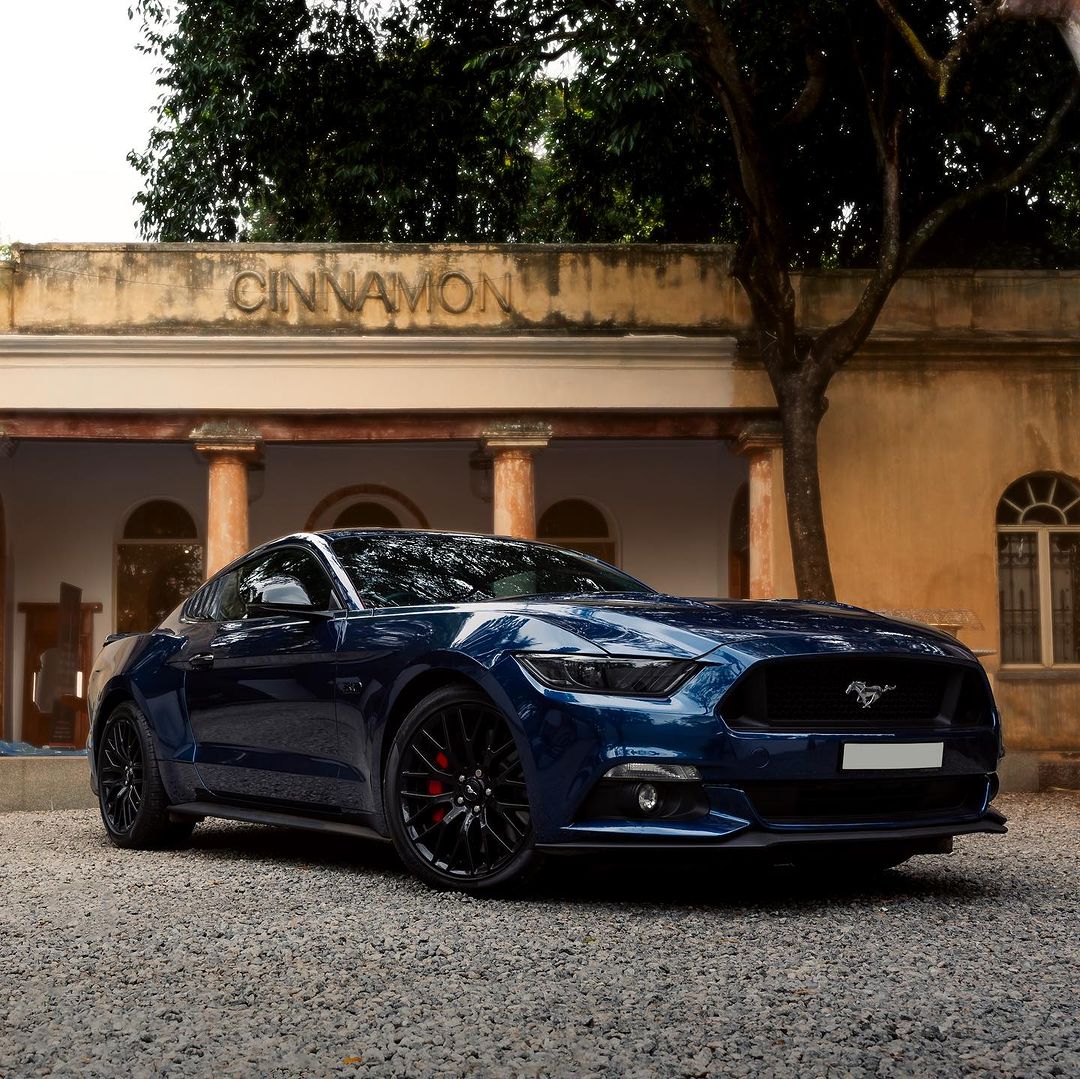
[384,686,539,893]
[96,703,195,850]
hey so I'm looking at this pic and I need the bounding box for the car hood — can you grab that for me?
[493,595,974,663]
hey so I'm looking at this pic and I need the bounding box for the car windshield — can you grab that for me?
[329,531,653,608]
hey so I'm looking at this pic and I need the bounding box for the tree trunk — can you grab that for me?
[779,388,837,601]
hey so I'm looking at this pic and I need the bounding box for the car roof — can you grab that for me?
[313,527,537,542]
[233,527,582,571]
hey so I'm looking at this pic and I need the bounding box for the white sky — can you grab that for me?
[0,1,159,244]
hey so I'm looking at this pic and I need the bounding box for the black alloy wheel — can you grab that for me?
[385,686,538,892]
[96,703,195,849]
[99,712,144,835]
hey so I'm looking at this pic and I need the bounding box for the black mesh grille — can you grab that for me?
[741,775,987,825]
[719,657,991,732]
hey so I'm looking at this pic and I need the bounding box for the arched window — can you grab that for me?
[333,501,401,528]
[116,500,204,633]
[538,499,617,565]
[729,483,750,599]
[997,473,1080,666]
[305,485,428,531]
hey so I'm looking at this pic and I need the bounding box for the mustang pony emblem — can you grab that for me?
[846,681,896,709]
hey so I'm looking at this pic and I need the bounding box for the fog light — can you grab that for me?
[636,783,660,814]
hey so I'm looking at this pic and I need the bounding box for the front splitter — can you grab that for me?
[536,811,1007,853]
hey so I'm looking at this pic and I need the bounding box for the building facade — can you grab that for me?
[0,243,1077,790]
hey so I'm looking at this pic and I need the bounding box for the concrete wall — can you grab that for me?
[4,244,741,335]
[0,439,744,741]
[4,244,1080,758]
[7,246,1080,341]
[776,352,1080,752]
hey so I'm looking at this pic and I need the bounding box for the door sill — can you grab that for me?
[168,800,388,842]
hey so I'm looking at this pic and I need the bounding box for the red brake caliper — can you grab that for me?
[430,751,451,822]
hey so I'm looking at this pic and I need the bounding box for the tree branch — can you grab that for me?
[874,0,945,86]
[852,36,887,162]
[812,78,1079,375]
[1001,0,1080,71]
[781,7,828,126]
[876,0,1006,98]
[684,0,800,374]
[902,77,1080,266]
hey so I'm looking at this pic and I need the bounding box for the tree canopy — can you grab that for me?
[131,0,1080,267]
[129,0,545,241]
[130,1,1080,598]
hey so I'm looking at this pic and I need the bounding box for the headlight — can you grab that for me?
[515,653,698,697]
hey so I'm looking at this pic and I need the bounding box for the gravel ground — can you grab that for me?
[1,793,1078,1079]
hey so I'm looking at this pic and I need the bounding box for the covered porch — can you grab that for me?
[0,404,788,750]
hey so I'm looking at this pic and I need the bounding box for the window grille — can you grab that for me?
[997,473,1080,667]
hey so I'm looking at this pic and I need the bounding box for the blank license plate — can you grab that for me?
[842,742,944,771]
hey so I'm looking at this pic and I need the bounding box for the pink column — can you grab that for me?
[482,423,552,539]
[194,440,260,576]
[735,422,784,600]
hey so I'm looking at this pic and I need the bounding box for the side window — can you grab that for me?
[238,548,336,615]
[214,570,246,621]
[185,580,216,621]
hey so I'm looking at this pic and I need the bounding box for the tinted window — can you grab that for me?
[215,570,246,620]
[329,532,650,608]
[239,548,336,613]
[185,580,216,621]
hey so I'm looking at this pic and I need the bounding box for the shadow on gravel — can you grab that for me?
[185,823,406,876]
[526,852,1009,911]
[180,822,1009,910]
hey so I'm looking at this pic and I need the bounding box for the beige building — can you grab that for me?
[0,243,1077,796]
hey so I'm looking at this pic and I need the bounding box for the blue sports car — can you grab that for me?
[88,529,1005,892]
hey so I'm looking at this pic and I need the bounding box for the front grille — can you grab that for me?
[741,775,987,825]
[719,656,991,732]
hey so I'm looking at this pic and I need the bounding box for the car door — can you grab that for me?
[333,609,439,815]
[184,545,345,809]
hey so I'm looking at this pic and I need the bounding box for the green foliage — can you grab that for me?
[130,0,1080,267]
[483,0,1080,266]
[129,0,545,241]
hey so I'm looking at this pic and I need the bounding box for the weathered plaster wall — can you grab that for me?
[6,244,741,335]
[805,355,1080,751]
[0,262,13,332]
[9,245,1080,341]
[4,243,1080,752]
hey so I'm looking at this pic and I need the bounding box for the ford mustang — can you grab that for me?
[87,529,1005,892]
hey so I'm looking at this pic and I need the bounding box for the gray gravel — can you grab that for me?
[1,793,1078,1079]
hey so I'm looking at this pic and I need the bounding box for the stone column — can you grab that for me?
[481,422,552,539]
[735,421,784,600]
[191,423,262,577]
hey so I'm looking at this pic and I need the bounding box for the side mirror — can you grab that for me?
[246,579,332,619]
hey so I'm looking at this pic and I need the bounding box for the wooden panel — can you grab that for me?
[19,603,101,748]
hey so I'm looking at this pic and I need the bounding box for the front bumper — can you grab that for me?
[502,655,1004,849]
[540,773,1006,850]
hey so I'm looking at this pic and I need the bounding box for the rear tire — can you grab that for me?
[384,685,541,894]
[96,703,195,850]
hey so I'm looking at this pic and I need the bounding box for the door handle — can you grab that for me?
[188,652,215,670]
